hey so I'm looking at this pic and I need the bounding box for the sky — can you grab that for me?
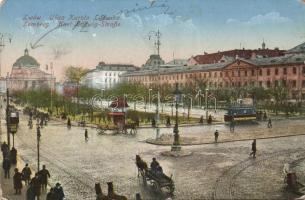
[0,0,305,81]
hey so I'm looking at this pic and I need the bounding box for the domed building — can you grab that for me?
[7,49,55,91]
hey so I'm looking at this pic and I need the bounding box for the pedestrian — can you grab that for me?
[85,129,89,141]
[3,157,11,178]
[263,112,267,121]
[207,115,212,124]
[67,117,71,129]
[250,139,257,158]
[26,183,35,200]
[1,141,9,158]
[30,173,41,199]
[22,163,32,185]
[10,147,17,165]
[13,168,22,195]
[46,187,55,200]
[39,164,50,191]
[214,130,219,143]
[166,116,171,127]
[230,118,235,133]
[53,182,65,200]
[267,118,272,128]
[199,116,204,124]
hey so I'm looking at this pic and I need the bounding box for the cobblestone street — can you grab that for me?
[1,112,305,199]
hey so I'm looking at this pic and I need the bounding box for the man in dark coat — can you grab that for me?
[10,147,17,165]
[214,130,219,143]
[1,141,9,158]
[30,173,41,199]
[39,165,50,191]
[13,168,22,194]
[22,163,32,185]
[85,129,89,141]
[3,157,11,178]
[46,188,55,200]
[250,139,257,158]
[67,117,71,128]
[53,182,65,200]
[150,158,159,172]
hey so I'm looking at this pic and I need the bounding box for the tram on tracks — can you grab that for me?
[224,105,256,122]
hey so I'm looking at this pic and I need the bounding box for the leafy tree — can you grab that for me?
[64,66,90,111]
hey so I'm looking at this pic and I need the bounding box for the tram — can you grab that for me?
[224,105,256,122]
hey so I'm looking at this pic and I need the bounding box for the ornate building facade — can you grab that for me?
[122,42,305,99]
[81,62,137,89]
[7,49,55,91]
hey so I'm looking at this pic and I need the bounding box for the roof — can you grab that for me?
[121,61,232,77]
[166,59,188,65]
[240,53,305,66]
[90,63,138,72]
[191,49,285,65]
[122,53,305,77]
[286,42,305,54]
[13,49,40,68]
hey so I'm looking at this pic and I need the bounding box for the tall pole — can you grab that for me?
[205,88,209,120]
[50,63,54,112]
[37,126,41,172]
[155,29,161,139]
[171,83,181,151]
[6,88,10,149]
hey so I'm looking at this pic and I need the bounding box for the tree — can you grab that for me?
[64,66,89,112]
[268,83,288,115]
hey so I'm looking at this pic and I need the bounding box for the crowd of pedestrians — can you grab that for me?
[2,141,65,199]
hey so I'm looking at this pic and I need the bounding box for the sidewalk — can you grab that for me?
[0,155,47,200]
[0,116,47,200]
[146,119,305,146]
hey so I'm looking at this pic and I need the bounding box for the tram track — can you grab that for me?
[15,125,98,199]
[212,148,305,200]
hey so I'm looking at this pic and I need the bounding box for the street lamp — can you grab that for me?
[9,112,18,148]
[205,88,209,120]
[148,88,152,109]
[36,124,41,172]
[171,83,182,152]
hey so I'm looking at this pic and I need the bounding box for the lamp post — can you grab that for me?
[205,88,209,120]
[6,88,10,149]
[9,112,18,148]
[171,83,182,152]
[148,88,152,109]
[36,124,41,172]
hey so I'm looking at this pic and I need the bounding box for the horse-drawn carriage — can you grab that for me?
[96,122,137,135]
[135,155,175,194]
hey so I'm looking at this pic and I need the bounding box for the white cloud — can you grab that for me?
[245,12,292,25]
[226,12,292,26]
[226,18,239,24]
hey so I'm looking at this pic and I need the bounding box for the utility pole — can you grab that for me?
[155,29,161,139]
[6,88,10,149]
[0,33,12,77]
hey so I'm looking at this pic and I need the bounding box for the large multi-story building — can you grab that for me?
[122,42,305,99]
[81,62,137,89]
[7,49,55,91]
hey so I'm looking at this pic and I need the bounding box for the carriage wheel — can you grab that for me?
[169,184,175,194]
[152,181,161,192]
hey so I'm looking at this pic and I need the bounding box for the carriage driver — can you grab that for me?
[150,158,160,172]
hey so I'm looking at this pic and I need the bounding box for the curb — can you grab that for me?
[146,133,305,146]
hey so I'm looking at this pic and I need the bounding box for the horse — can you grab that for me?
[107,182,127,200]
[136,155,148,177]
[95,183,111,200]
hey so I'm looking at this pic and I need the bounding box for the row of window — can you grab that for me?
[129,66,305,83]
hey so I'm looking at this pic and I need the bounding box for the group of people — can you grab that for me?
[1,142,17,178]
[24,164,51,199]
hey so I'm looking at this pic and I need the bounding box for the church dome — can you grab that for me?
[13,49,40,68]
